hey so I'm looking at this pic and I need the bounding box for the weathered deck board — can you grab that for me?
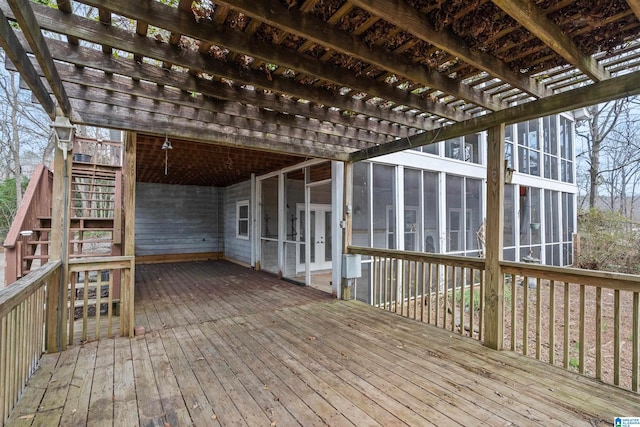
[7,260,640,426]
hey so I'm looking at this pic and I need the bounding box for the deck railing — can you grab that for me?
[3,165,53,284]
[501,261,640,393]
[67,256,134,344]
[73,137,122,167]
[0,261,60,425]
[349,245,640,393]
[348,246,486,340]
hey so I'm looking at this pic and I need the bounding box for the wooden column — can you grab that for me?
[121,131,136,337]
[341,161,353,300]
[484,124,506,350]
[46,146,72,352]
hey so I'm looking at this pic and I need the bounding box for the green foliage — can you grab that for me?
[576,209,640,273]
[0,177,26,241]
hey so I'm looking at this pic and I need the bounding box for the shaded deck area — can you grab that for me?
[7,261,640,426]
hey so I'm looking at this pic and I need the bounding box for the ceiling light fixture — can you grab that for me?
[161,133,173,175]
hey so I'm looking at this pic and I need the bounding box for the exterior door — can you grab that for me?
[297,204,332,272]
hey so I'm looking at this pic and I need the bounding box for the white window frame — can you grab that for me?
[236,200,250,240]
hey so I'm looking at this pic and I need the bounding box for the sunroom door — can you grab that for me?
[297,204,332,272]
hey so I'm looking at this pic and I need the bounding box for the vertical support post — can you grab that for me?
[121,131,136,337]
[47,147,72,352]
[341,161,353,300]
[484,124,505,350]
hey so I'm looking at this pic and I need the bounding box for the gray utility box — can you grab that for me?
[342,254,362,279]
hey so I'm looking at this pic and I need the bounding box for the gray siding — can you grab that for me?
[135,182,222,256]
[223,180,252,265]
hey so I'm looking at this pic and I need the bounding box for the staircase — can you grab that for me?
[3,137,123,285]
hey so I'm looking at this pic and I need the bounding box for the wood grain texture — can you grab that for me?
[7,260,640,426]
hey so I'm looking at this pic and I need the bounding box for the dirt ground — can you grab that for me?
[379,277,638,392]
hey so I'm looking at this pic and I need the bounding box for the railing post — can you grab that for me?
[121,131,136,337]
[341,161,353,300]
[48,144,72,351]
[484,124,505,350]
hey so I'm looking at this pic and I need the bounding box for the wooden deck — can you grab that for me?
[7,261,640,426]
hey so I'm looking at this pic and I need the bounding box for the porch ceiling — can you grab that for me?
[2,1,640,163]
[135,133,306,186]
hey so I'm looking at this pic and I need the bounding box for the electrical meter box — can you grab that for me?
[341,254,362,279]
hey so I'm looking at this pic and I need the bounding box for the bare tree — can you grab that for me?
[0,51,51,206]
[576,100,624,209]
[599,100,640,219]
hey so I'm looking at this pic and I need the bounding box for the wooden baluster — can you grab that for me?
[435,263,440,327]
[596,286,602,380]
[549,280,556,365]
[83,271,89,343]
[412,261,422,319]
[95,271,102,340]
[108,270,114,338]
[633,291,639,392]
[479,271,484,341]
[459,268,465,336]
[511,273,516,352]
[536,277,542,360]
[563,282,570,370]
[523,273,529,356]
[426,262,432,324]
[614,289,620,386]
[579,285,586,374]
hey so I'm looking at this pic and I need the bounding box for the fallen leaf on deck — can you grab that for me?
[271,421,277,426]
[211,414,217,420]
[192,403,199,410]
[307,336,316,341]
[18,415,35,420]
[196,357,205,361]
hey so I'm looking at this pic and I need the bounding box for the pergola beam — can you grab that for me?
[0,8,54,117]
[213,0,508,111]
[0,1,434,129]
[76,0,473,121]
[6,0,71,115]
[492,0,610,82]
[627,0,640,22]
[70,100,353,161]
[7,35,415,139]
[351,69,640,161]
[349,0,550,99]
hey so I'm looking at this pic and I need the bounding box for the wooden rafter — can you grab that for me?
[0,8,54,117]
[6,0,71,116]
[70,100,353,161]
[4,2,435,130]
[351,69,640,161]
[492,0,610,82]
[626,0,640,22]
[10,34,416,137]
[75,0,472,122]
[348,0,549,99]
[213,0,506,111]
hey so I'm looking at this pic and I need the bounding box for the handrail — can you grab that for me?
[3,165,53,284]
[0,260,61,425]
[3,165,51,249]
[349,246,640,393]
[348,246,486,270]
[500,260,640,291]
[73,137,122,167]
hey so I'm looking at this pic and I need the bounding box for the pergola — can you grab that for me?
[1,0,640,350]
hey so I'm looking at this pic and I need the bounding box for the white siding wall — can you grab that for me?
[223,180,252,265]
[135,182,222,256]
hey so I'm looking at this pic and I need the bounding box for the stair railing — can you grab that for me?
[3,165,53,285]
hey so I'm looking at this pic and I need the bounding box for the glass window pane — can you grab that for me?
[446,175,464,252]
[423,171,439,252]
[353,162,371,247]
[404,168,420,251]
[373,164,395,249]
